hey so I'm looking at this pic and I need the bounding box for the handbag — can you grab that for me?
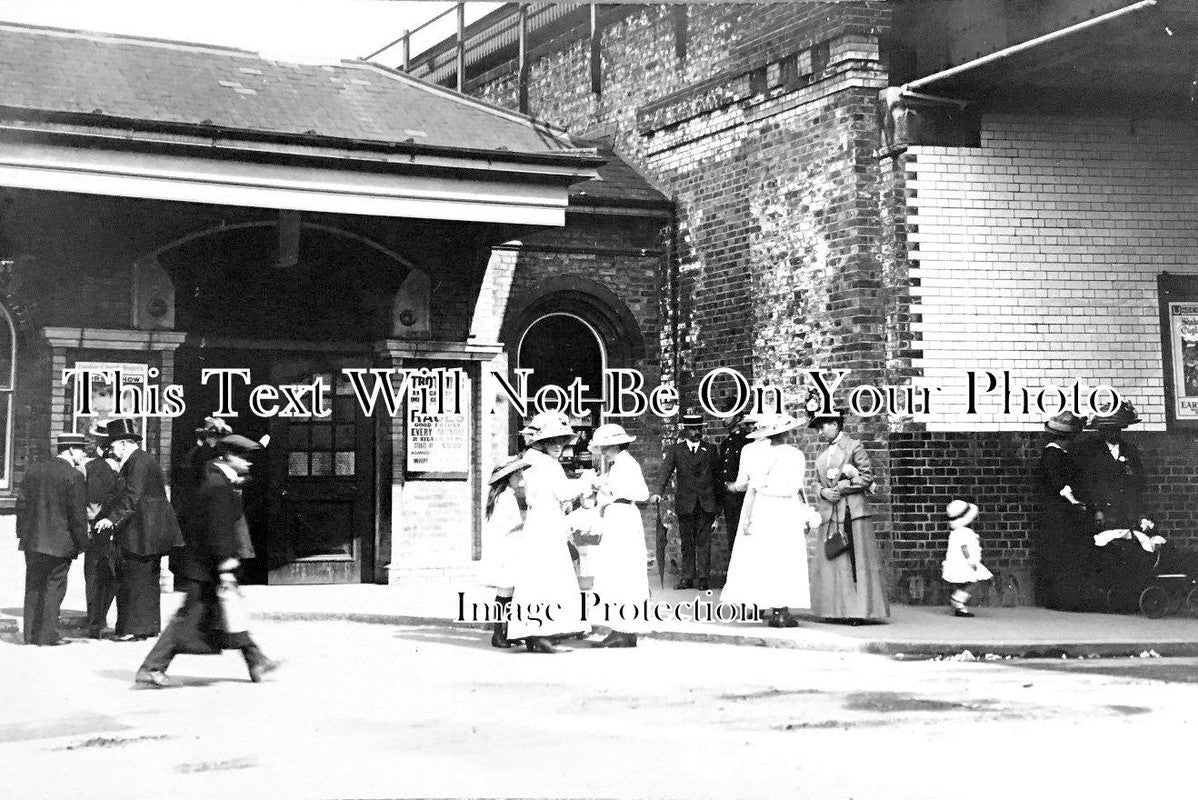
[824,506,852,560]
[217,574,251,635]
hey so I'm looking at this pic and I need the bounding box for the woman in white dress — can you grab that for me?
[479,456,531,648]
[720,414,815,628]
[587,423,650,648]
[507,417,594,653]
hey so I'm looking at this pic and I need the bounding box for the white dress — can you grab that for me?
[588,451,650,624]
[507,448,591,639]
[478,489,524,594]
[942,526,994,584]
[720,443,813,610]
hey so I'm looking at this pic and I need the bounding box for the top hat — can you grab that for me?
[590,423,636,448]
[946,499,979,529]
[529,419,578,445]
[490,456,532,485]
[55,432,88,450]
[807,408,846,429]
[100,418,142,443]
[196,416,234,437]
[748,414,802,440]
[1088,401,1141,430]
[680,413,705,428]
[1045,410,1085,435]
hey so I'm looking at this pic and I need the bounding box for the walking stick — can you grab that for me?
[655,498,667,590]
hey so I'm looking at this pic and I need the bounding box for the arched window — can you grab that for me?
[0,303,13,489]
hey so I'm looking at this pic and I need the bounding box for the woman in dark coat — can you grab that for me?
[1034,411,1097,611]
[136,434,279,687]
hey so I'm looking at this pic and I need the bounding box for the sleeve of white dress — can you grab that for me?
[731,442,753,492]
[607,454,649,502]
[486,491,523,538]
[756,448,805,497]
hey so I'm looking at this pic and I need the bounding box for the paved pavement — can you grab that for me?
[3,553,1197,658]
[1,618,1195,800]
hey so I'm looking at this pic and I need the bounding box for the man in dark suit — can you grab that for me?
[94,419,184,641]
[16,432,89,645]
[83,430,121,638]
[651,413,721,590]
[137,434,279,688]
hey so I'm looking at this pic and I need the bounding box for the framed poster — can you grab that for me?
[69,361,148,439]
[405,367,470,478]
[1158,273,1198,430]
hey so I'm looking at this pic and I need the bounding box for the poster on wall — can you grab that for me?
[406,369,470,474]
[70,361,149,438]
[1168,302,1198,421]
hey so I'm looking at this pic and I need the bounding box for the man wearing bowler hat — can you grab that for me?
[651,413,721,590]
[94,419,184,641]
[16,432,89,645]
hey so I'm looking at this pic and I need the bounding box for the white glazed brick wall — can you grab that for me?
[907,114,1198,432]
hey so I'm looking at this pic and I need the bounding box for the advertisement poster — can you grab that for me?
[69,361,148,438]
[406,369,470,474]
[1170,302,1198,420]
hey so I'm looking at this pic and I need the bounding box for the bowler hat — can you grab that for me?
[490,456,531,485]
[55,432,88,450]
[1088,401,1141,430]
[1045,410,1085,435]
[101,418,142,443]
[807,408,846,429]
[680,413,705,428]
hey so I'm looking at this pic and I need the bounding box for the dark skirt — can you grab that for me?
[1035,503,1101,611]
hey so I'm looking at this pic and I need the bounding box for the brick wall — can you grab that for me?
[907,115,1198,431]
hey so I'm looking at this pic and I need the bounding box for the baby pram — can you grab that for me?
[1094,527,1198,617]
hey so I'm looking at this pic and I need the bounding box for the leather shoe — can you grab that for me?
[113,633,150,642]
[674,579,694,590]
[248,658,282,683]
[40,637,73,646]
[134,669,171,688]
[953,607,975,618]
[525,637,562,654]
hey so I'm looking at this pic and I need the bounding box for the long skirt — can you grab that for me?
[1035,505,1101,611]
[809,512,889,620]
[588,504,650,630]
[507,510,589,640]
[720,493,811,611]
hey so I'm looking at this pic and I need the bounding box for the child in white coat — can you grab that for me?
[942,500,993,617]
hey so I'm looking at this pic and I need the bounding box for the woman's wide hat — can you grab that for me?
[748,414,802,440]
[1087,400,1141,430]
[1045,410,1085,435]
[100,418,142,443]
[489,456,531,485]
[946,499,979,529]
[529,418,578,444]
[590,423,636,447]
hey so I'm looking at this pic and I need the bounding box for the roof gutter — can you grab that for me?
[902,0,1157,97]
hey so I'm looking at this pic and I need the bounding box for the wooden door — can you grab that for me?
[267,358,374,584]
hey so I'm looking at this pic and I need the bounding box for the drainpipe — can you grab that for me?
[903,0,1157,94]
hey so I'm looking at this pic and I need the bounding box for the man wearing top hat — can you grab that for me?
[83,427,122,638]
[651,413,721,590]
[93,419,184,641]
[15,432,90,645]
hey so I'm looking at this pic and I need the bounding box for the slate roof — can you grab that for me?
[0,21,578,157]
[571,143,672,210]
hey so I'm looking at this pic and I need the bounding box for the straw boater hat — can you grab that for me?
[748,414,802,440]
[1087,400,1141,430]
[590,423,636,448]
[946,499,979,530]
[1045,410,1085,435]
[680,413,705,428]
[100,418,142,443]
[489,456,532,485]
[55,432,88,451]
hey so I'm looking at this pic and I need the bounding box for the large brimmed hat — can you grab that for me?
[680,413,705,428]
[100,418,142,443]
[748,414,802,439]
[1045,410,1085,435]
[529,419,577,444]
[490,456,531,485]
[946,499,979,529]
[590,423,636,447]
[807,408,846,429]
[55,432,88,450]
[1088,401,1141,430]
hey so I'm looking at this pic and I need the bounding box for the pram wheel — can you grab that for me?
[1139,585,1170,619]
[1186,586,1198,618]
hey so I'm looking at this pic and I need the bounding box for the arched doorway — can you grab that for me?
[517,312,606,460]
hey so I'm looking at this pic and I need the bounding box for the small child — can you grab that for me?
[942,500,993,617]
